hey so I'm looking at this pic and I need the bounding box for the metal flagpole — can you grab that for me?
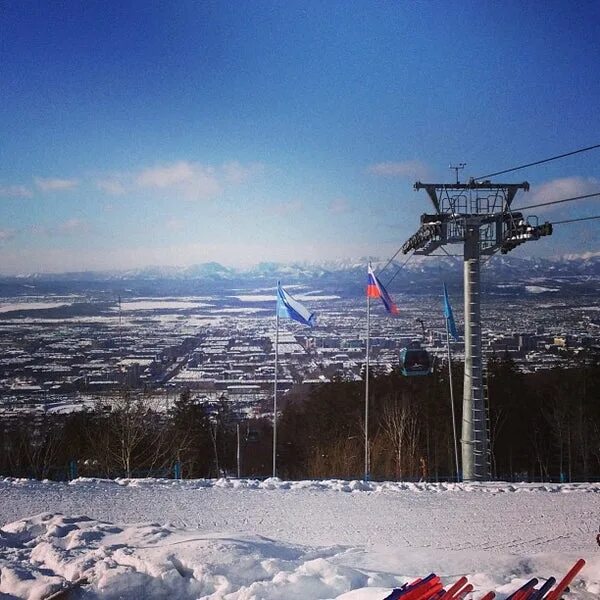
[236,423,241,479]
[446,316,460,482]
[273,304,280,478]
[364,290,371,482]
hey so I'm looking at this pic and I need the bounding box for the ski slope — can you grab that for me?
[1,478,599,599]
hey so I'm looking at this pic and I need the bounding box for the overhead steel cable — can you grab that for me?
[514,191,600,212]
[385,251,414,286]
[551,214,600,225]
[378,246,403,276]
[474,143,600,180]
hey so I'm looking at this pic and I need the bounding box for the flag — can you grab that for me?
[277,281,316,327]
[367,263,399,315]
[443,283,459,340]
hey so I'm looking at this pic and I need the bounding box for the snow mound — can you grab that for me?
[0,513,388,599]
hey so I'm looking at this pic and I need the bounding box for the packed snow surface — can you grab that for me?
[524,286,560,294]
[0,301,71,313]
[233,294,340,302]
[1,478,599,599]
[118,300,213,311]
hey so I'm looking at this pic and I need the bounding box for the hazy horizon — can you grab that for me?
[1,249,599,278]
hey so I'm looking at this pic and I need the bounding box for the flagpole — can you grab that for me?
[364,291,371,482]
[446,316,460,482]
[273,303,280,478]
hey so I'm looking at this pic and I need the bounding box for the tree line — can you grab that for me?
[0,352,598,482]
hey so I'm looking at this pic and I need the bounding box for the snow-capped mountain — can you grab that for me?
[3,254,599,285]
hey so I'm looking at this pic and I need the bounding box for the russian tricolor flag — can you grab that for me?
[367,263,399,315]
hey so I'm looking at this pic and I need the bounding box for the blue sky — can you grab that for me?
[1,1,599,274]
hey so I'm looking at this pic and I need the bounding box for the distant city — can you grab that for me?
[0,254,598,418]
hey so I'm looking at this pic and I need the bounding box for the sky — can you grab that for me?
[1,0,599,274]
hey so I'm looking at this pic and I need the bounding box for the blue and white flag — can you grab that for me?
[277,281,316,327]
[443,283,459,340]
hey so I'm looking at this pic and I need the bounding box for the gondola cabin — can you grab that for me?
[246,428,259,443]
[399,342,432,377]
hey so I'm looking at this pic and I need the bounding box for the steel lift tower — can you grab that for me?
[401,177,552,481]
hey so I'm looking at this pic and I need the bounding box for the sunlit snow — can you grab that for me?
[118,300,213,311]
[525,286,560,294]
[1,478,599,599]
[0,301,71,313]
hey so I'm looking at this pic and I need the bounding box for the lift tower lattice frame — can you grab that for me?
[401,179,552,481]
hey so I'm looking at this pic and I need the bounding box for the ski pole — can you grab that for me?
[439,576,468,599]
[509,578,538,600]
[529,577,555,600]
[452,583,473,599]
[544,559,585,600]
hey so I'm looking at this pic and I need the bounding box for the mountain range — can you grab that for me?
[4,254,598,279]
[2,254,599,288]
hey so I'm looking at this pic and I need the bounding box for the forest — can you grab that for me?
[0,352,598,483]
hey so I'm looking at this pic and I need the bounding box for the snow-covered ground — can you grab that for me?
[0,301,72,313]
[1,478,599,599]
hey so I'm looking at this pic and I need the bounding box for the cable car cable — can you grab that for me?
[514,191,600,212]
[378,246,404,275]
[551,214,600,225]
[474,143,600,180]
[385,252,414,286]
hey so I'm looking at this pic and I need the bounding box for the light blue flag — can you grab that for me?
[277,281,316,327]
[443,283,459,340]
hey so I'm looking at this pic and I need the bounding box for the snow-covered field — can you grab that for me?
[1,478,599,599]
[0,301,72,313]
[233,294,340,302]
[524,286,560,294]
[117,300,213,311]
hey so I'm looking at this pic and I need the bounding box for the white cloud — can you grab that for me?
[367,160,431,181]
[165,218,186,232]
[96,160,263,200]
[136,162,196,188]
[273,200,304,217]
[328,198,352,214]
[35,177,79,192]
[222,161,265,184]
[135,161,221,200]
[0,184,33,198]
[56,218,89,235]
[32,218,90,237]
[0,229,16,242]
[96,160,264,200]
[97,179,127,195]
[528,176,600,213]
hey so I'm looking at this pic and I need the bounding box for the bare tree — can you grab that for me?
[380,393,419,479]
[19,416,63,479]
[87,392,170,478]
